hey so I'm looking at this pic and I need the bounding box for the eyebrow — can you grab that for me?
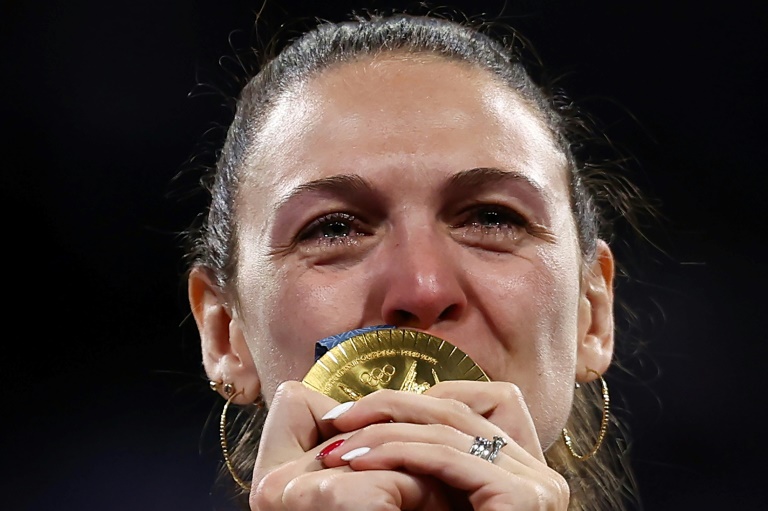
[274,166,548,212]
[274,174,375,212]
[443,167,548,198]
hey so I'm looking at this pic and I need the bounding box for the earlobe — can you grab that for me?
[576,240,615,382]
[188,267,261,404]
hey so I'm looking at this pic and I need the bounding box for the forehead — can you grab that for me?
[243,55,569,203]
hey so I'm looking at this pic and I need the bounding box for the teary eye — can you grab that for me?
[461,205,527,229]
[319,219,353,237]
[474,208,517,227]
[448,204,535,252]
[298,212,368,242]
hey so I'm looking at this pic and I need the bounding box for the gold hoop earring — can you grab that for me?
[562,368,610,461]
[214,382,251,492]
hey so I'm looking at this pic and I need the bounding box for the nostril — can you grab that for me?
[390,304,460,328]
[438,303,460,321]
[393,309,416,326]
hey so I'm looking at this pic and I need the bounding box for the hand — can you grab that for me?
[249,381,453,510]
[318,381,570,510]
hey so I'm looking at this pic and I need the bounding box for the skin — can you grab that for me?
[189,54,615,510]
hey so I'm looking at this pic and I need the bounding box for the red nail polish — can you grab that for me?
[316,439,345,460]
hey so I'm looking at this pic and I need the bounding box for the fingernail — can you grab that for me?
[340,447,371,461]
[322,401,355,420]
[315,439,345,460]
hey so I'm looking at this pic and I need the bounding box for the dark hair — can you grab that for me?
[184,12,649,511]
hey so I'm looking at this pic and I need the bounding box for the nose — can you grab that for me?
[376,229,468,330]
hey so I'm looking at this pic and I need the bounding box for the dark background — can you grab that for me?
[3,1,766,510]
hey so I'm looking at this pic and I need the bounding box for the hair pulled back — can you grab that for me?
[184,12,642,511]
[186,14,610,288]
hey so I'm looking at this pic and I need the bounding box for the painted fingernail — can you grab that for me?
[322,401,355,420]
[340,447,371,461]
[315,439,345,460]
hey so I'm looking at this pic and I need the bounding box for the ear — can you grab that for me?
[575,240,615,383]
[188,266,261,404]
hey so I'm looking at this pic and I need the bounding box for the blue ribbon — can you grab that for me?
[314,325,396,361]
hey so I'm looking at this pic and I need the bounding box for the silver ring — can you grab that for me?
[469,436,492,459]
[469,435,507,463]
[488,435,507,463]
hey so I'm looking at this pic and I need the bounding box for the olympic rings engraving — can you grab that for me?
[360,364,396,387]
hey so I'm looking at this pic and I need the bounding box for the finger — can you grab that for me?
[267,468,452,511]
[255,381,346,472]
[320,422,526,475]
[343,442,569,510]
[323,388,542,465]
[425,381,545,462]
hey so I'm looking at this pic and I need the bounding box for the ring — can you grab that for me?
[469,435,507,463]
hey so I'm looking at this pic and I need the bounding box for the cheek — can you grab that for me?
[530,211,584,345]
[466,255,579,448]
[475,243,581,442]
[469,243,581,362]
[238,261,373,398]
[272,268,361,347]
[532,249,581,347]
[528,245,583,446]
[231,235,304,398]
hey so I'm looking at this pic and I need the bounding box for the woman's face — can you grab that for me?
[220,56,612,449]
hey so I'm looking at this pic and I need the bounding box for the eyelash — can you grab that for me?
[452,204,529,235]
[297,212,370,244]
[291,204,549,256]
[458,204,556,246]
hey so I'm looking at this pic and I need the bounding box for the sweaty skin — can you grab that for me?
[215,55,612,449]
[190,53,615,511]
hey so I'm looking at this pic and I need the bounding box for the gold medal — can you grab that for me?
[302,328,490,403]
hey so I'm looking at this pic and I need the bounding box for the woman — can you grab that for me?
[184,12,641,511]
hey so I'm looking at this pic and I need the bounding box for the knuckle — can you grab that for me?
[250,471,285,510]
[551,473,571,507]
[431,422,459,438]
[536,470,570,510]
[528,482,555,511]
[273,380,304,400]
[284,474,356,510]
[434,442,458,459]
[373,388,399,401]
[446,398,473,416]
[498,381,525,404]
[357,422,387,440]
[282,477,315,509]
[425,379,458,393]
[491,471,569,511]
